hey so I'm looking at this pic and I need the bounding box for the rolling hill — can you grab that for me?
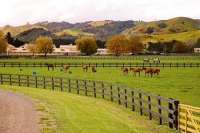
[1,17,200,44]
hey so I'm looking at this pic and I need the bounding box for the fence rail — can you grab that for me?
[0,73,179,129]
[0,62,200,68]
[178,104,200,133]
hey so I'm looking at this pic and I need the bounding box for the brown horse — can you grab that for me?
[82,63,88,72]
[44,63,54,71]
[91,65,96,73]
[121,67,128,75]
[151,68,160,77]
[129,68,141,77]
[141,67,153,77]
[63,65,69,71]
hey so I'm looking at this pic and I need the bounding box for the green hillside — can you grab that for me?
[0,24,46,36]
[141,30,200,44]
[123,17,200,35]
[54,28,94,36]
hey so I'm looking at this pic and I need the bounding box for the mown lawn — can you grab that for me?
[0,85,179,133]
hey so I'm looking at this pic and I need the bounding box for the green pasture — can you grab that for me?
[0,57,199,132]
[0,60,199,107]
[0,85,178,133]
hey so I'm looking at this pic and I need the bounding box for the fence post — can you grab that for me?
[124,88,127,108]
[9,75,12,85]
[148,92,152,120]
[52,77,54,90]
[117,86,121,105]
[60,78,63,91]
[18,75,21,86]
[76,80,79,94]
[102,82,104,98]
[43,77,46,89]
[68,79,71,92]
[110,85,113,102]
[174,100,179,130]
[132,90,135,111]
[139,91,142,115]
[93,82,96,98]
[158,95,162,125]
[35,76,37,88]
[84,80,87,96]
[27,75,29,87]
[168,98,174,129]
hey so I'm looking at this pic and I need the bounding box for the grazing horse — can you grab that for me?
[153,58,160,63]
[141,67,153,77]
[82,63,88,72]
[129,68,141,77]
[121,67,128,75]
[63,65,69,71]
[151,68,160,77]
[44,63,54,71]
[91,65,96,73]
[143,58,149,63]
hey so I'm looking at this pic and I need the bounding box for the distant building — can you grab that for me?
[6,44,81,55]
[194,48,200,52]
[6,44,108,55]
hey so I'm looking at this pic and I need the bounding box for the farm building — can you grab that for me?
[6,44,108,55]
[194,48,200,52]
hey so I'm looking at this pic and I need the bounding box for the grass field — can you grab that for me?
[0,56,199,132]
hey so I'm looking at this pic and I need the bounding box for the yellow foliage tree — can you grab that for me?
[105,34,127,56]
[127,35,143,54]
[0,30,8,54]
[172,41,187,53]
[35,36,53,56]
[75,37,98,55]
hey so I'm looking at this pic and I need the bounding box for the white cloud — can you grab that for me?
[0,0,200,27]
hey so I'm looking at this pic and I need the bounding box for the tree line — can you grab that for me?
[1,29,200,56]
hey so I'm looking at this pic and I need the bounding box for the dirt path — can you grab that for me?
[0,89,39,133]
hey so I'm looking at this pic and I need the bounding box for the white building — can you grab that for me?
[194,48,200,52]
[6,44,108,55]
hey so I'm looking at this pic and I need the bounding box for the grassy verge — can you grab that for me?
[0,85,179,133]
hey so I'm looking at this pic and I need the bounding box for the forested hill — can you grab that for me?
[1,17,200,45]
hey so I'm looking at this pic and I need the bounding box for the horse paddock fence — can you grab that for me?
[0,73,179,129]
[0,62,200,68]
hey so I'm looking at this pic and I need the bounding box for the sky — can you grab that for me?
[0,0,200,27]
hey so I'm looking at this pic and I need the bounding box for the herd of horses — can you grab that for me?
[143,58,160,63]
[121,67,160,77]
[44,63,96,73]
[44,63,159,77]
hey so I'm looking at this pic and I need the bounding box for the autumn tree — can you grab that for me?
[27,44,37,56]
[127,35,143,54]
[75,37,98,55]
[35,36,53,56]
[172,41,187,53]
[0,30,8,54]
[105,34,127,56]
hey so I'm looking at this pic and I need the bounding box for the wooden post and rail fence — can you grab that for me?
[0,73,199,132]
[0,62,200,68]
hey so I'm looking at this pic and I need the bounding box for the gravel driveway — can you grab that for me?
[0,89,39,133]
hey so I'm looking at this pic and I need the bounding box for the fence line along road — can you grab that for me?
[0,62,199,68]
[0,73,179,130]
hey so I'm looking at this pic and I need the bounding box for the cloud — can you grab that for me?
[0,0,199,27]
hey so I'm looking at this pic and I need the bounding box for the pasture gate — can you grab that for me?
[178,104,200,133]
[0,73,179,130]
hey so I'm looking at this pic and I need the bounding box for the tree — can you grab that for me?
[75,37,98,55]
[127,35,143,54]
[105,34,127,56]
[27,44,37,56]
[172,41,186,53]
[35,36,53,56]
[6,32,14,45]
[0,30,8,54]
